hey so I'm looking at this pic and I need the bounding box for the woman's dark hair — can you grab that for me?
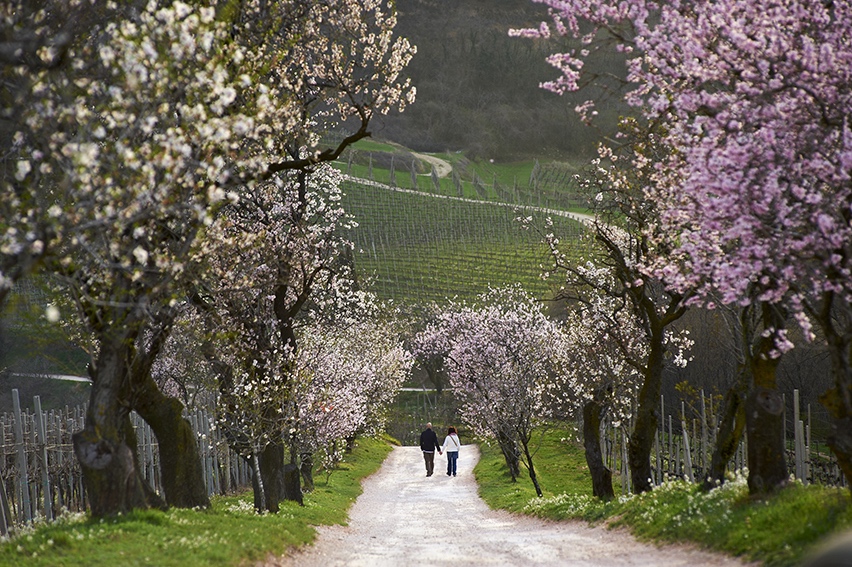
[448,426,456,434]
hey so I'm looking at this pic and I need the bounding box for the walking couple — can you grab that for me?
[419,422,461,477]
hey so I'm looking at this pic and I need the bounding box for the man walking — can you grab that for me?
[419,422,442,476]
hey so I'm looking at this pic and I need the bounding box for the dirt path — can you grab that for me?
[411,151,453,178]
[271,445,752,567]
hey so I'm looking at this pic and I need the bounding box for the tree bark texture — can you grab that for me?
[259,441,286,513]
[300,451,314,492]
[817,296,852,492]
[520,438,543,498]
[628,329,665,494]
[496,429,521,481]
[283,464,303,506]
[132,372,210,508]
[744,302,788,495]
[73,339,164,517]
[583,400,615,501]
[703,367,749,490]
[745,386,788,494]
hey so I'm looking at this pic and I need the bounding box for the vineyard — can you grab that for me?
[337,145,593,306]
[340,179,590,304]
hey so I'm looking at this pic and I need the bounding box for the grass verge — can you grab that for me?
[0,435,394,567]
[474,426,852,567]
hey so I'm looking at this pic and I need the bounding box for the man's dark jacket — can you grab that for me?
[419,428,440,452]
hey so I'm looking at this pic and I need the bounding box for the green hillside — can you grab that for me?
[340,177,591,305]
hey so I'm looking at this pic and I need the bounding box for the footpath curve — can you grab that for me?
[271,445,753,567]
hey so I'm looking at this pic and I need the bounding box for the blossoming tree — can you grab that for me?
[3,0,414,516]
[559,263,647,500]
[515,0,852,490]
[415,286,571,497]
[198,164,368,511]
[293,317,412,491]
[525,122,691,494]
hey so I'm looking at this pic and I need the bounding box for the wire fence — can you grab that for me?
[0,389,252,536]
[601,390,848,495]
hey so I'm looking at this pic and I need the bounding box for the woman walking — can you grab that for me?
[442,426,461,476]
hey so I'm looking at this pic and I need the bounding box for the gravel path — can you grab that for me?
[270,445,753,567]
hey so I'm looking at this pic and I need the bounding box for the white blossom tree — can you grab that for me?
[559,264,647,500]
[2,0,415,516]
[293,317,412,490]
[198,164,364,511]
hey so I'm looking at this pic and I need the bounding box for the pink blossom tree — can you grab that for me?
[525,122,691,494]
[515,0,852,490]
[415,285,572,497]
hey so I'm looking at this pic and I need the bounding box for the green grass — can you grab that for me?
[335,140,590,213]
[0,436,395,567]
[474,425,852,567]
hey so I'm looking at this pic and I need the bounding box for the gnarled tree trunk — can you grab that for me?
[73,338,165,517]
[300,451,314,492]
[259,441,286,513]
[744,304,788,495]
[132,373,210,508]
[628,325,666,494]
[818,298,852,492]
[495,428,521,481]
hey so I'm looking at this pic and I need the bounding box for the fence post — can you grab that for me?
[682,419,694,482]
[0,417,10,534]
[33,396,53,521]
[668,414,673,475]
[621,429,629,495]
[794,389,803,481]
[12,389,32,524]
[700,390,708,478]
[807,404,812,484]
[796,420,808,486]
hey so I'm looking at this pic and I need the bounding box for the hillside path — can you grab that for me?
[411,151,453,178]
[269,445,753,567]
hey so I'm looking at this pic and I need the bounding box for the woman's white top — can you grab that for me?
[442,433,461,453]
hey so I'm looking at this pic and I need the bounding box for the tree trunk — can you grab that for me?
[703,367,749,490]
[283,463,303,506]
[496,428,521,481]
[745,303,788,495]
[258,441,286,513]
[583,400,614,501]
[824,413,852,492]
[819,355,852,491]
[250,453,266,513]
[73,339,164,517]
[816,293,852,492]
[745,386,787,493]
[519,437,543,498]
[132,372,210,509]
[628,328,666,494]
[300,451,314,492]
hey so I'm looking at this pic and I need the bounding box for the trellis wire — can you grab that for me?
[0,389,252,536]
[601,389,846,492]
